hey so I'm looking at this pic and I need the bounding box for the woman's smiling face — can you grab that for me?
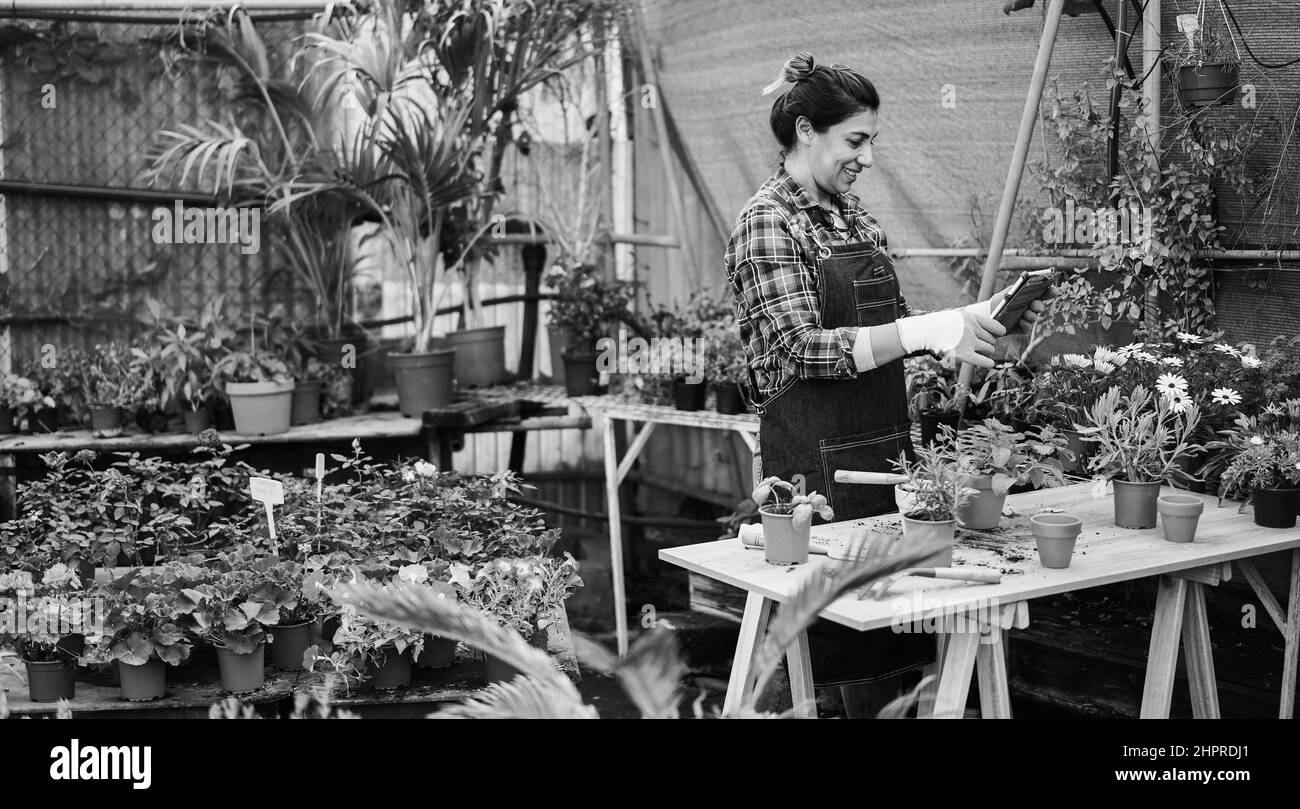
[802,108,878,199]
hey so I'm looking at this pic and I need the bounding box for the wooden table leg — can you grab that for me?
[1141,575,1188,719]
[785,629,816,718]
[976,623,1013,719]
[1181,580,1221,719]
[723,592,774,716]
[1282,548,1300,719]
[601,413,629,658]
[916,634,945,719]
[931,627,980,719]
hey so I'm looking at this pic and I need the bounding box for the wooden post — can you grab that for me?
[958,0,1065,391]
[1142,0,1162,329]
[592,13,616,272]
[631,2,697,278]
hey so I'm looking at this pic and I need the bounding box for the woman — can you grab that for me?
[725,52,1051,712]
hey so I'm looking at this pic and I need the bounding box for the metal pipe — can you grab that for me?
[892,247,1300,262]
[1142,0,1162,326]
[1,1,326,12]
[0,179,215,205]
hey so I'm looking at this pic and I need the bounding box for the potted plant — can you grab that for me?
[81,343,151,437]
[749,477,835,565]
[396,562,461,670]
[99,570,193,701]
[14,564,89,702]
[706,330,750,415]
[290,357,327,427]
[547,263,636,397]
[0,373,26,434]
[174,550,279,693]
[146,296,234,434]
[1079,384,1203,529]
[953,419,1069,530]
[1173,6,1241,108]
[462,554,582,684]
[11,370,60,434]
[313,587,425,691]
[907,358,966,447]
[258,559,328,671]
[891,442,976,567]
[213,348,294,436]
[1213,419,1300,529]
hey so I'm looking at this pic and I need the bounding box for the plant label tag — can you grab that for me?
[315,453,325,499]
[1091,475,1110,499]
[249,477,284,505]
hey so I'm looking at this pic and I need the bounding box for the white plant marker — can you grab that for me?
[249,476,285,545]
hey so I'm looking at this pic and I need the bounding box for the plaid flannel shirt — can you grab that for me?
[725,165,913,404]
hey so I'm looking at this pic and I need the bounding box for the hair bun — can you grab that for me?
[761,50,817,96]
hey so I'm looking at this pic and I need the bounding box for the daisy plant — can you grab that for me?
[1079,385,1203,484]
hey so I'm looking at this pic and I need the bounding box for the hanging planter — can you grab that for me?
[1178,63,1239,107]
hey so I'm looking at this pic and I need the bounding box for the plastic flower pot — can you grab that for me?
[118,658,166,702]
[268,621,313,671]
[895,484,919,516]
[443,325,508,388]
[547,326,571,387]
[758,508,811,565]
[31,408,59,433]
[1030,513,1081,569]
[918,411,960,447]
[714,382,744,415]
[672,377,709,411]
[182,408,211,434]
[1178,63,1239,108]
[365,646,413,690]
[89,405,123,435]
[561,351,601,396]
[0,407,14,434]
[1252,486,1299,529]
[390,349,457,416]
[1062,429,1089,475]
[415,634,457,670]
[900,515,956,567]
[484,631,549,685]
[25,659,76,702]
[226,380,294,435]
[309,334,371,405]
[956,475,1007,531]
[290,379,322,426]
[215,643,266,693]
[1158,494,1205,543]
[1112,479,1163,529]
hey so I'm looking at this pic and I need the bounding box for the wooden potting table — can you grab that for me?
[660,482,1300,718]
[584,398,759,657]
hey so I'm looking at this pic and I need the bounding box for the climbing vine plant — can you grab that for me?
[1029,63,1262,338]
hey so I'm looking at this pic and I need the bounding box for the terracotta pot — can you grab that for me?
[955,474,1007,531]
[215,643,266,693]
[268,621,313,670]
[714,382,744,415]
[415,634,457,669]
[290,379,323,426]
[443,325,508,388]
[672,377,708,411]
[226,380,294,435]
[1113,479,1162,529]
[900,516,956,567]
[389,349,457,416]
[1252,486,1298,529]
[758,508,811,565]
[24,659,76,702]
[1158,494,1204,543]
[918,411,960,447]
[1178,63,1238,108]
[561,351,601,397]
[1030,513,1081,568]
[118,657,166,702]
[365,646,413,690]
[484,631,549,685]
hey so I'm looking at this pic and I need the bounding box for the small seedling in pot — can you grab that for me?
[750,476,835,531]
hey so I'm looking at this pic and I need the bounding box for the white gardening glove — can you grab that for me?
[963,297,996,319]
[896,310,1004,368]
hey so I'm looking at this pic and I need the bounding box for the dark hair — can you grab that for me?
[764,51,879,155]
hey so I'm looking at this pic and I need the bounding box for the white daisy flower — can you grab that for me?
[1117,342,1146,357]
[1176,331,1204,344]
[1214,343,1242,357]
[1131,351,1158,363]
[1164,389,1191,414]
[1210,388,1241,406]
[1061,353,1091,368]
[1250,435,1265,446]
[1093,359,1117,375]
[1161,356,1184,367]
[1241,355,1262,369]
[1155,373,1189,396]
[1093,347,1123,368]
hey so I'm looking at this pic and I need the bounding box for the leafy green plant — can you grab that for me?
[1206,415,1300,504]
[546,262,638,355]
[1079,385,1203,483]
[891,440,975,522]
[98,569,193,667]
[82,343,153,409]
[750,476,834,531]
[213,349,291,387]
[461,555,582,643]
[14,563,90,663]
[173,545,281,653]
[954,418,1069,495]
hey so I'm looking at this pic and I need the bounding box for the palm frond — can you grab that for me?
[433,675,597,720]
[610,630,687,719]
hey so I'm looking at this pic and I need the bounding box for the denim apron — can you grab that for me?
[755,238,934,685]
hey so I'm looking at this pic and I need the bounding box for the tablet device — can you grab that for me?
[991,269,1055,330]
